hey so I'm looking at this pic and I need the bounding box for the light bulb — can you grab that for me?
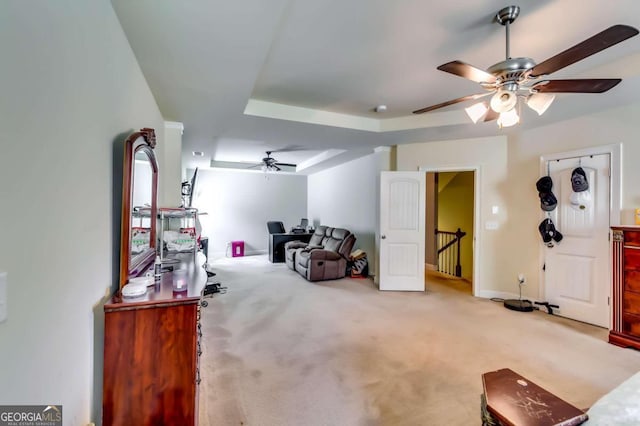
[497,108,520,128]
[490,89,517,113]
[527,93,555,115]
[465,102,489,123]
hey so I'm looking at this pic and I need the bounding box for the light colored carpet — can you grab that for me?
[198,255,640,426]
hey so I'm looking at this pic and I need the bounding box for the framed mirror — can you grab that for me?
[119,128,158,288]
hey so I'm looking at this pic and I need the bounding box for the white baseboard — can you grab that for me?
[425,263,437,271]
[208,248,268,259]
[475,290,519,300]
[245,249,268,256]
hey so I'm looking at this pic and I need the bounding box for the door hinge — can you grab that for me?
[608,296,610,306]
[608,232,611,242]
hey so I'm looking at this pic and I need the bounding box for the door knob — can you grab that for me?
[381,235,386,239]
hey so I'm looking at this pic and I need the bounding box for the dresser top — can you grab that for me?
[105,252,207,311]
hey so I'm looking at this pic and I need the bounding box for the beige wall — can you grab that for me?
[397,136,510,297]
[438,172,474,281]
[0,2,164,424]
[308,151,383,274]
[193,168,308,258]
[397,101,640,301]
[506,102,640,299]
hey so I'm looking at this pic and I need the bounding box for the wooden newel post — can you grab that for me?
[455,228,463,277]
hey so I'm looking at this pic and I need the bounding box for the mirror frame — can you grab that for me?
[119,127,158,289]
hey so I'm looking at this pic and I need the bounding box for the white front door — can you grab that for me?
[544,154,610,327]
[379,171,426,291]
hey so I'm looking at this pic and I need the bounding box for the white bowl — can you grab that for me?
[129,276,154,286]
[122,283,147,298]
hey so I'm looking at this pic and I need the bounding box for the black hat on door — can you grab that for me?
[538,218,563,246]
[540,192,558,212]
[571,167,589,192]
[536,176,553,193]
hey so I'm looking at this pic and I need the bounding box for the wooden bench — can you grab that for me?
[482,368,588,426]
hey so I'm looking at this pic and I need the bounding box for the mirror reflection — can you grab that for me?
[130,150,153,264]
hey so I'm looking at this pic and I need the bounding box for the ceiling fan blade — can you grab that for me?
[483,108,499,122]
[529,25,639,78]
[274,162,296,167]
[532,79,621,93]
[413,92,492,114]
[437,61,497,84]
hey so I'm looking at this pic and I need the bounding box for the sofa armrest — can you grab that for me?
[284,241,309,250]
[308,249,343,261]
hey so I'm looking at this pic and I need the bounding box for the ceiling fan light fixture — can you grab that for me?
[497,108,520,128]
[526,93,556,115]
[490,89,517,113]
[465,102,489,123]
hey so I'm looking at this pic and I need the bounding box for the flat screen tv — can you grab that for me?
[187,168,198,207]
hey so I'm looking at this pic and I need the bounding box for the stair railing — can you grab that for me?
[435,228,466,277]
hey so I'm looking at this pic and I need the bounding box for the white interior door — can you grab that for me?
[544,154,610,327]
[379,171,425,291]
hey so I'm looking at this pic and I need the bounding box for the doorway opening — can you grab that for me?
[426,171,475,295]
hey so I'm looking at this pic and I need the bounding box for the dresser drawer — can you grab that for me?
[625,270,640,294]
[623,291,640,315]
[623,247,640,271]
[624,230,640,247]
[622,312,640,338]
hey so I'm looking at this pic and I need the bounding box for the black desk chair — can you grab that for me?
[267,221,286,234]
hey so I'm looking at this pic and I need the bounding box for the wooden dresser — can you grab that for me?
[610,226,640,350]
[102,254,206,425]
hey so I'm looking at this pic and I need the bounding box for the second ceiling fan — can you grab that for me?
[412,5,639,127]
[251,151,296,172]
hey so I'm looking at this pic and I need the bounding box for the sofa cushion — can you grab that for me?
[332,228,350,240]
[319,228,349,252]
[308,226,327,246]
[324,237,342,252]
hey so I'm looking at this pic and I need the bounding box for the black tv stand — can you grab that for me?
[269,233,312,263]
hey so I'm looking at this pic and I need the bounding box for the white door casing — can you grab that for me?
[379,172,426,291]
[544,154,610,327]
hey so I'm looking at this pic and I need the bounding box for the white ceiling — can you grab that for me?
[111,0,640,172]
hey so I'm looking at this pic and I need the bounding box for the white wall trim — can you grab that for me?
[374,146,392,153]
[164,121,184,134]
[209,249,268,259]
[244,99,470,132]
[419,164,482,297]
[476,290,519,300]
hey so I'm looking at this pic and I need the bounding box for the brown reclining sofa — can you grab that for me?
[284,225,356,281]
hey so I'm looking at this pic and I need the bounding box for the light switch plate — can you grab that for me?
[0,272,7,323]
[485,221,499,230]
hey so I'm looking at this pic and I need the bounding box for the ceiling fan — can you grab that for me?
[412,5,639,128]
[249,151,296,172]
